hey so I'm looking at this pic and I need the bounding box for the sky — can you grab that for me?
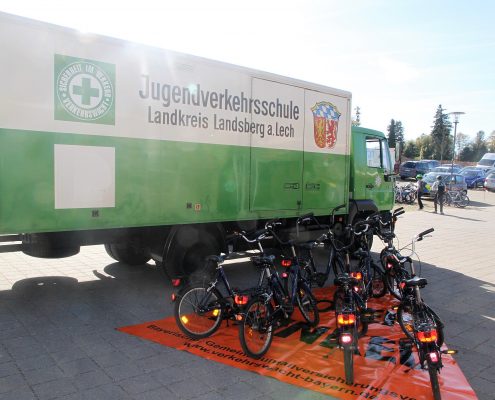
[1,0,494,142]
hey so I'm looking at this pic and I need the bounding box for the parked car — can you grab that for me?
[399,160,439,180]
[423,172,468,197]
[484,171,495,192]
[477,153,495,170]
[431,165,462,174]
[460,168,486,188]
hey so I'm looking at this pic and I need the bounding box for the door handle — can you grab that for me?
[366,183,374,189]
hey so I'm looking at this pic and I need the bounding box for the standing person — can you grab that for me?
[416,175,425,210]
[431,175,446,214]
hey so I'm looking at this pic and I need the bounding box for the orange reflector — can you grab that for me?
[172,279,181,287]
[281,259,292,268]
[341,333,352,344]
[337,313,356,326]
[180,316,189,324]
[236,314,243,321]
[171,293,177,301]
[416,329,438,343]
[212,309,220,317]
[234,295,249,305]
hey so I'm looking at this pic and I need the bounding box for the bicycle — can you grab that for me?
[239,221,319,359]
[173,229,271,339]
[294,205,348,289]
[393,229,456,400]
[333,218,383,384]
[444,190,470,208]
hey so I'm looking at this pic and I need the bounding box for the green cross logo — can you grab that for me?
[54,55,115,125]
[73,77,100,105]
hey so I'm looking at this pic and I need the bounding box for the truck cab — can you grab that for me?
[350,126,395,213]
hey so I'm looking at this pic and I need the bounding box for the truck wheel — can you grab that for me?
[162,226,222,283]
[104,243,151,265]
[22,233,80,258]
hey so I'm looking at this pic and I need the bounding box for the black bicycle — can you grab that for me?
[294,204,349,289]
[333,219,381,384]
[239,221,319,359]
[173,229,270,339]
[393,229,456,400]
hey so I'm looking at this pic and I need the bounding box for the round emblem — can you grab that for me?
[56,61,114,121]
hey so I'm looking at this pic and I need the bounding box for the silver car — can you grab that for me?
[484,171,495,192]
[423,172,468,197]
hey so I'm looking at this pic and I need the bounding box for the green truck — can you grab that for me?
[0,12,395,279]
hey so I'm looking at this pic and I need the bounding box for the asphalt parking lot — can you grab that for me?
[0,190,494,400]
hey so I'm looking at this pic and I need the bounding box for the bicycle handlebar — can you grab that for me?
[416,228,434,241]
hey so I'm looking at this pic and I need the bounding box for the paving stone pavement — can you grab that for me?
[0,190,494,400]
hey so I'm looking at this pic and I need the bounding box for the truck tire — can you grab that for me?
[162,226,222,283]
[22,233,80,258]
[104,243,151,265]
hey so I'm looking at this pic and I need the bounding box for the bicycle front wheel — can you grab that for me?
[174,285,224,340]
[370,263,387,298]
[296,286,319,327]
[239,297,274,359]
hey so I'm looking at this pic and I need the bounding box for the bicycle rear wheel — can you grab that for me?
[397,303,444,346]
[239,297,274,359]
[427,358,442,400]
[333,288,368,336]
[457,193,469,208]
[343,344,354,384]
[174,285,224,339]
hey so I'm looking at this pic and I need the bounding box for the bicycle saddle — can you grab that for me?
[206,255,225,263]
[250,254,276,266]
[352,249,368,258]
[298,241,319,250]
[334,274,359,286]
[404,276,427,288]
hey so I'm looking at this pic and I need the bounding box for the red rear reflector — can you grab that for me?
[399,282,406,289]
[386,263,394,269]
[234,295,249,305]
[281,272,289,278]
[341,333,352,344]
[281,259,292,267]
[417,329,438,343]
[429,352,439,363]
[350,272,362,280]
[337,313,356,326]
[171,293,177,301]
[172,279,181,287]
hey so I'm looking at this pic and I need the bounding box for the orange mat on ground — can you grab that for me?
[118,288,477,400]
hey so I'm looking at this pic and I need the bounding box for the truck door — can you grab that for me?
[249,78,304,211]
[363,136,394,209]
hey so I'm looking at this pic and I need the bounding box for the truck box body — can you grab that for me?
[0,12,352,235]
[0,12,393,277]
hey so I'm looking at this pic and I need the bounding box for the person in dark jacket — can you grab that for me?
[416,174,425,210]
[431,175,446,214]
